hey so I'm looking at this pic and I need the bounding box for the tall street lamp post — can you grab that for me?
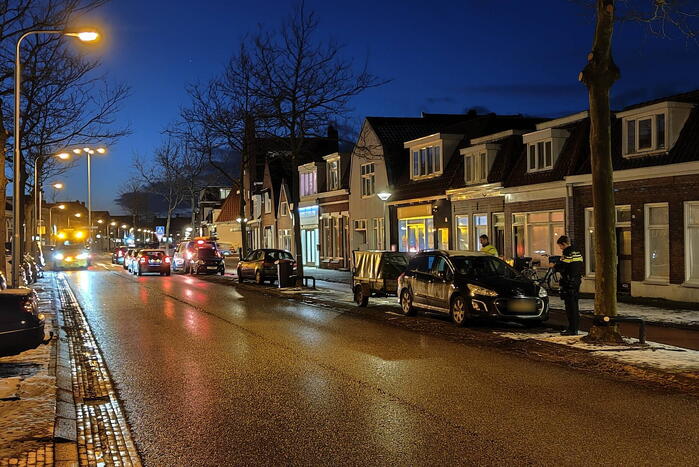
[48,204,66,241]
[13,28,100,287]
[36,181,64,246]
[377,192,392,250]
[55,146,107,248]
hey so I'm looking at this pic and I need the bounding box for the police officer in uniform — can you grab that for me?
[554,235,584,335]
[479,234,498,256]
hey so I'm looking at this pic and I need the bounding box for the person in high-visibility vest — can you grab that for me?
[479,234,498,256]
[554,235,584,335]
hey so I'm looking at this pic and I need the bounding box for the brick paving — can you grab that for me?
[57,274,141,467]
[0,279,57,467]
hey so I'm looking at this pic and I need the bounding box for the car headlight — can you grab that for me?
[539,287,548,298]
[54,253,64,260]
[469,285,498,297]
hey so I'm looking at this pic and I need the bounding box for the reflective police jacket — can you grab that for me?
[554,245,583,289]
[482,244,498,256]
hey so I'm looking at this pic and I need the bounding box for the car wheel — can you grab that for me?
[255,270,263,285]
[190,264,196,275]
[219,269,225,276]
[400,289,416,316]
[236,268,243,282]
[166,271,171,276]
[354,285,369,307]
[137,267,142,276]
[450,294,468,327]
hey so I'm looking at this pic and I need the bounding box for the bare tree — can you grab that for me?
[115,180,150,230]
[247,2,386,283]
[578,0,699,342]
[133,139,188,240]
[0,0,126,262]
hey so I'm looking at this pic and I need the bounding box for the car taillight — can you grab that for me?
[139,257,146,263]
[165,256,171,263]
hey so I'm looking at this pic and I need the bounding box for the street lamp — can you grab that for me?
[54,145,107,248]
[377,192,391,250]
[12,28,100,287]
[48,204,65,240]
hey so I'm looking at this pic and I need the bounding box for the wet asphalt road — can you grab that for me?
[63,262,699,466]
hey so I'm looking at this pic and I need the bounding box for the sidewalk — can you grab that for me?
[0,277,57,466]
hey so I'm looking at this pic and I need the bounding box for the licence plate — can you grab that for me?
[207,266,218,270]
[508,299,535,312]
[150,261,161,264]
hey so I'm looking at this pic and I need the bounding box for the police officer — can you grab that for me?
[479,234,498,256]
[554,235,584,335]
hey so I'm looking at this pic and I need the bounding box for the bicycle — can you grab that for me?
[518,255,562,293]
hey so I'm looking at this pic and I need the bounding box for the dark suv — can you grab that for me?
[397,250,548,326]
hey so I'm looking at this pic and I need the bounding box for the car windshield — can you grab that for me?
[266,251,293,261]
[451,256,523,280]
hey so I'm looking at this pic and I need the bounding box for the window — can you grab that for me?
[354,219,367,244]
[322,216,340,258]
[585,206,631,275]
[398,217,434,252]
[280,202,289,217]
[279,229,292,252]
[527,140,554,172]
[264,192,271,213]
[360,163,375,197]
[327,159,340,191]
[493,213,505,256]
[645,203,669,281]
[624,113,667,156]
[455,216,469,250]
[300,170,317,196]
[474,214,488,248]
[372,217,384,249]
[219,188,231,199]
[253,194,261,218]
[464,153,489,184]
[685,202,699,283]
[512,211,564,264]
[411,145,442,178]
[263,226,274,248]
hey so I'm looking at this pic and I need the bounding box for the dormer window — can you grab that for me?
[618,101,693,158]
[411,145,441,179]
[461,143,499,185]
[299,164,317,197]
[326,157,340,191]
[522,128,569,173]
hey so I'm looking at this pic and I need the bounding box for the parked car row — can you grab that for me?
[353,249,549,328]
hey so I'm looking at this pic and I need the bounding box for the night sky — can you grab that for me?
[60,0,699,213]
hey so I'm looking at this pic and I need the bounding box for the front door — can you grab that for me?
[617,227,632,293]
[412,254,434,306]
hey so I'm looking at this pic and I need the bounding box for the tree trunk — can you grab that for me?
[580,0,624,343]
[0,124,7,278]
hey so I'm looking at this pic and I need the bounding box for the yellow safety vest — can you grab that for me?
[482,244,498,256]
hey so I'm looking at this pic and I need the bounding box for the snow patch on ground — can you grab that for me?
[547,296,699,327]
[497,331,699,373]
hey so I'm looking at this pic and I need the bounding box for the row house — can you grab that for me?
[388,114,542,252]
[241,127,339,255]
[297,152,351,269]
[347,88,699,303]
[348,113,482,253]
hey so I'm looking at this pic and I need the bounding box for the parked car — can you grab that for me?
[0,270,7,290]
[52,246,91,270]
[112,246,129,264]
[130,249,171,276]
[0,289,46,357]
[236,249,296,284]
[397,250,549,327]
[123,248,137,270]
[188,246,225,275]
[172,238,219,274]
[352,250,410,306]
